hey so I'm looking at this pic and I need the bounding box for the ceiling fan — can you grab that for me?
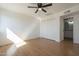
[28,3,52,13]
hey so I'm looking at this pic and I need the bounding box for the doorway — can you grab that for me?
[64,17,73,42]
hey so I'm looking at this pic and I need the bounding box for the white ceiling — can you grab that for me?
[0,3,79,18]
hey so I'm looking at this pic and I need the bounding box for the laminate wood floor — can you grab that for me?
[0,38,79,56]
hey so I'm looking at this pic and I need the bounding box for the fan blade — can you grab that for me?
[28,6,38,8]
[42,3,52,7]
[42,9,47,13]
[35,9,38,13]
[37,3,42,8]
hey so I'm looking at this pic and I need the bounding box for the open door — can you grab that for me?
[64,17,73,41]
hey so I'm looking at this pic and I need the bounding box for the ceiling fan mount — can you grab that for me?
[28,3,52,13]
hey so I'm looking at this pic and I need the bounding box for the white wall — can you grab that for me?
[0,9,40,46]
[73,14,79,44]
[40,16,60,42]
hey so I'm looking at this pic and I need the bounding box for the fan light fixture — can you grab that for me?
[28,3,52,13]
[39,8,42,10]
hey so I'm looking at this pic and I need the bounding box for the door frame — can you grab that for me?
[60,14,74,42]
